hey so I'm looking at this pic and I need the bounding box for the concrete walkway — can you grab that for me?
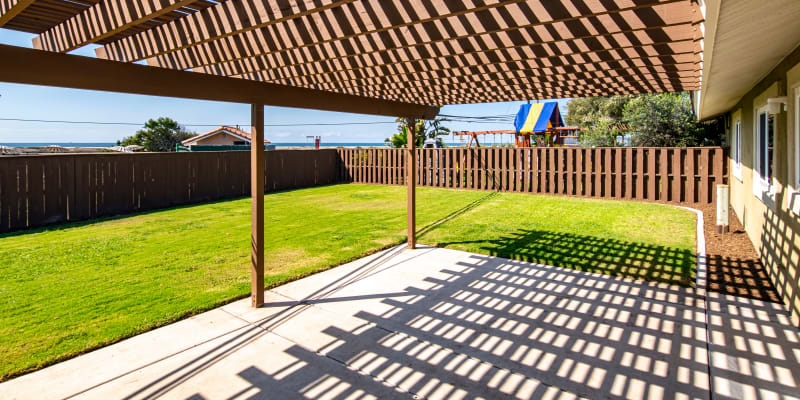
[2,246,799,399]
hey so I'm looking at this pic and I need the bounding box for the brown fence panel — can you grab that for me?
[2,157,27,231]
[340,147,727,204]
[1,149,338,234]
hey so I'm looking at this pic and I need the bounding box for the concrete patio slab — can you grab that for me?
[1,307,250,400]
[1,245,799,400]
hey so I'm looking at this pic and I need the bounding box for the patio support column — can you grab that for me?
[407,118,417,249]
[250,103,265,307]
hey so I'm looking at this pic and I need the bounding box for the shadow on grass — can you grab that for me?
[416,192,498,238]
[431,229,696,287]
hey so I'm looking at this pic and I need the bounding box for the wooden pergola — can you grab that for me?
[0,0,702,307]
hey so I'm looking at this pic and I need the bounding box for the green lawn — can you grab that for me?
[419,192,697,285]
[0,184,695,381]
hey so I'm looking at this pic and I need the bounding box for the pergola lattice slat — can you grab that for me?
[189,29,699,79]
[136,0,695,72]
[32,0,199,52]
[260,76,699,104]
[194,38,699,94]
[94,0,356,62]
[1,0,703,106]
[0,0,35,26]
[234,61,699,98]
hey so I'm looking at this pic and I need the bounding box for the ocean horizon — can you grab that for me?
[1,142,391,148]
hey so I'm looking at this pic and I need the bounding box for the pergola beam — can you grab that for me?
[0,0,34,27]
[32,0,198,53]
[0,44,438,119]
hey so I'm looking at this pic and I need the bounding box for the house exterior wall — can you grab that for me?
[193,132,248,146]
[723,44,800,325]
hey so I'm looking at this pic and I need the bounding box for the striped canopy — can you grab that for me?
[514,102,562,134]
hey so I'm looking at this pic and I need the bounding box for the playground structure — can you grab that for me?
[306,135,322,149]
[453,102,581,148]
[452,127,582,148]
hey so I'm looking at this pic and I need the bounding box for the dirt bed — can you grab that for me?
[689,202,781,303]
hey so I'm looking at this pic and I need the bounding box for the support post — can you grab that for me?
[251,103,265,307]
[407,118,417,249]
[716,184,730,234]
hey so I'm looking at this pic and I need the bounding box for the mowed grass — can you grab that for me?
[0,184,696,381]
[420,192,697,285]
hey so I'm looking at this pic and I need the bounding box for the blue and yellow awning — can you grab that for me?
[514,102,562,134]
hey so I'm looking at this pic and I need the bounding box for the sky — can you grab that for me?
[0,29,571,144]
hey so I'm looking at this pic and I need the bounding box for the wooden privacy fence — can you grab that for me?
[0,149,337,233]
[337,147,727,204]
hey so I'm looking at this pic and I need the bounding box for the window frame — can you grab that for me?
[733,119,742,181]
[795,87,800,189]
[753,105,775,200]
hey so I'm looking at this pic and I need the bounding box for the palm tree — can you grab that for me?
[385,117,450,148]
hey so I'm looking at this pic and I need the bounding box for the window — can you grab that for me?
[733,120,742,180]
[754,107,775,198]
[796,88,800,188]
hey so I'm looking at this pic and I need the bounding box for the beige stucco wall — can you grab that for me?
[726,56,800,326]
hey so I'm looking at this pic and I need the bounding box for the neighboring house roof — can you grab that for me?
[181,126,271,146]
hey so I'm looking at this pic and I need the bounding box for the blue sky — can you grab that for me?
[0,29,570,144]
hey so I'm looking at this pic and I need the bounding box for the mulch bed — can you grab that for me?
[689,202,781,303]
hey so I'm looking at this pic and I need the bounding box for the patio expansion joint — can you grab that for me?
[219,298,421,398]
[676,205,714,400]
[60,322,254,400]
[236,273,586,399]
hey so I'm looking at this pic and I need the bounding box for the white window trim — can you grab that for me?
[753,105,775,201]
[795,87,800,189]
[733,119,742,181]
[791,87,800,216]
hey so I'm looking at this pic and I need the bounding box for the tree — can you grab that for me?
[118,118,195,152]
[565,95,634,128]
[385,117,450,148]
[567,92,723,147]
[578,117,626,147]
[425,118,451,139]
[622,93,702,147]
[385,126,424,148]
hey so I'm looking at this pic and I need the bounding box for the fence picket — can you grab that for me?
[687,148,696,203]
[604,149,612,198]
[660,149,669,201]
[635,148,645,200]
[713,147,724,203]
[647,148,657,201]
[699,148,709,203]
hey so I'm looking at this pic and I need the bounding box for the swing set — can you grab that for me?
[451,102,581,148]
